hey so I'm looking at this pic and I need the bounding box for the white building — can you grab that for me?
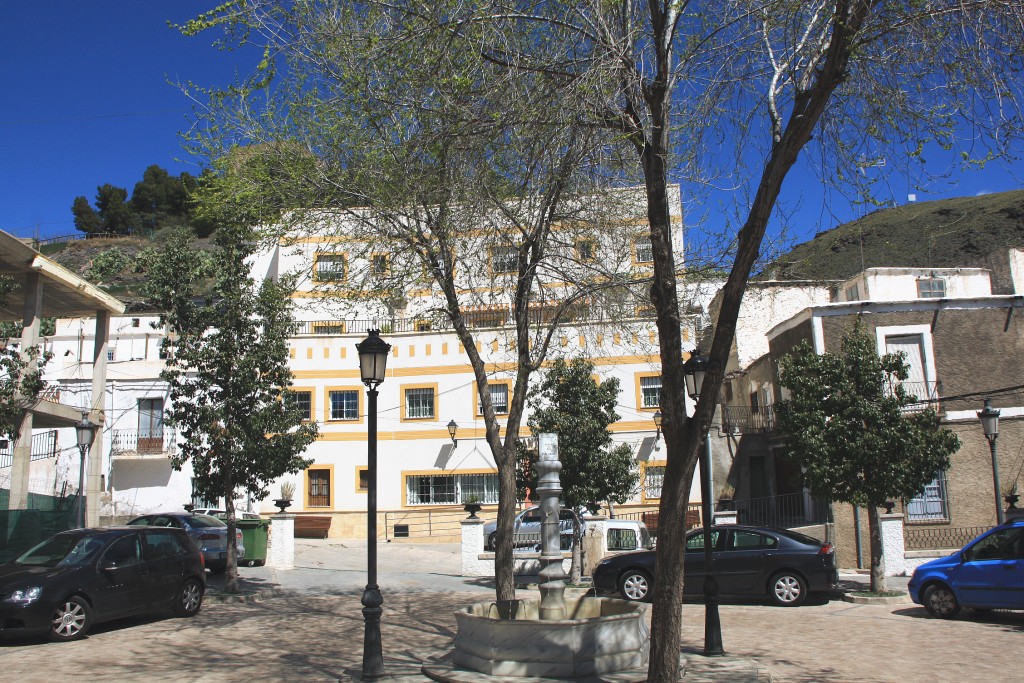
[36,188,717,536]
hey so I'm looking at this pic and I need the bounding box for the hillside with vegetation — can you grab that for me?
[767,190,1024,280]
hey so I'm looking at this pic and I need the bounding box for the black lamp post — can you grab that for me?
[652,410,663,452]
[356,329,391,680]
[74,412,97,529]
[447,419,458,448]
[978,398,1004,525]
[683,349,724,657]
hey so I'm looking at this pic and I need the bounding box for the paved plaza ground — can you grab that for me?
[0,539,1020,682]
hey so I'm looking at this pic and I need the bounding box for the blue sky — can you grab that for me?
[1,3,1022,246]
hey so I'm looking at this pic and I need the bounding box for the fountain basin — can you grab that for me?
[452,596,649,678]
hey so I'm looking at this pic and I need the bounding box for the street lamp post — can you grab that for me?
[74,412,97,529]
[652,410,663,451]
[447,420,458,449]
[356,329,391,680]
[978,398,1004,525]
[683,349,724,657]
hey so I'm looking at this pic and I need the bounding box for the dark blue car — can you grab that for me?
[908,518,1024,618]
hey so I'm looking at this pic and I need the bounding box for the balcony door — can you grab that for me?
[138,398,164,453]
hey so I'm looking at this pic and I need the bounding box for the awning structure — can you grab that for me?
[0,230,125,525]
[0,232,125,320]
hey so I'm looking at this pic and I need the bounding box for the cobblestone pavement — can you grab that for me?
[0,539,1018,682]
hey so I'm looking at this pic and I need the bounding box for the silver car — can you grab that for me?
[127,513,244,574]
[483,505,581,550]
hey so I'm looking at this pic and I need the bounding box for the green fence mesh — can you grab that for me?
[0,491,78,563]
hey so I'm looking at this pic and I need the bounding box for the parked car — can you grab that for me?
[483,505,582,551]
[0,526,205,642]
[191,508,262,521]
[591,524,838,606]
[127,512,244,574]
[908,518,1024,618]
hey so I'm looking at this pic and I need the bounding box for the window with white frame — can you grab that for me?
[480,383,509,415]
[405,387,435,419]
[640,376,662,408]
[907,472,949,522]
[644,465,665,499]
[634,238,654,263]
[916,278,946,298]
[329,390,359,420]
[315,253,347,282]
[406,472,499,505]
[884,333,931,405]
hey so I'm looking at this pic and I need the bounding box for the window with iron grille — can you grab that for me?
[906,471,949,522]
[406,472,499,505]
[371,254,390,276]
[479,383,509,415]
[634,238,653,263]
[329,390,359,420]
[576,239,596,261]
[916,278,946,298]
[640,376,662,408]
[644,466,665,499]
[491,246,517,274]
[405,387,435,419]
[190,478,219,509]
[307,469,331,507]
[285,390,312,421]
[315,253,347,282]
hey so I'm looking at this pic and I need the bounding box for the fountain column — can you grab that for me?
[536,433,567,621]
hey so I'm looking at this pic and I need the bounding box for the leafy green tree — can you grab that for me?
[0,278,52,440]
[94,184,135,235]
[130,165,196,231]
[524,357,639,582]
[143,220,318,592]
[775,318,959,592]
[71,196,102,235]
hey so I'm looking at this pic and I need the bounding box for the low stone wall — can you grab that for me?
[905,549,955,573]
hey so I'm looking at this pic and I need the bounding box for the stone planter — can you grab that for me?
[463,503,482,518]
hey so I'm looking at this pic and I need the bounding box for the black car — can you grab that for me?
[0,526,206,642]
[592,524,838,606]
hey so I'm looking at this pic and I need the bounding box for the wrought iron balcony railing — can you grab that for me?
[110,428,177,456]
[0,430,60,468]
[721,405,777,434]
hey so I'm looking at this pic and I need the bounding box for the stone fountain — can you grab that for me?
[423,433,651,681]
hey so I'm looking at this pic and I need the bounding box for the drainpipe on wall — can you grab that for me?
[853,506,864,569]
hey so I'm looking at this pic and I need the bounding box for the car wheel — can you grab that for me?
[487,532,497,551]
[174,578,204,617]
[619,569,653,602]
[769,571,807,607]
[922,583,960,618]
[49,596,92,642]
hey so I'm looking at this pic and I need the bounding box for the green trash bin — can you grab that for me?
[236,518,271,567]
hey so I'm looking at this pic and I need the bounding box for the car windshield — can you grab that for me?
[187,514,226,528]
[15,534,107,568]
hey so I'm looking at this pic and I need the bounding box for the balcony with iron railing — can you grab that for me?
[721,405,776,434]
[0,430,60,468]
[110,428,177,458]
[890,380,942,413]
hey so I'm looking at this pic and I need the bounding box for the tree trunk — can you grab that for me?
[867,505,887,593]
[224,474,239,593]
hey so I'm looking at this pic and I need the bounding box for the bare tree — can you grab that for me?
[181,2,1024,679]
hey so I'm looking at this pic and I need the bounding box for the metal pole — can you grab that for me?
[361,386,384,679]
[699,430,723,656]
[76,444,87,528]
[989,438,1005,525]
